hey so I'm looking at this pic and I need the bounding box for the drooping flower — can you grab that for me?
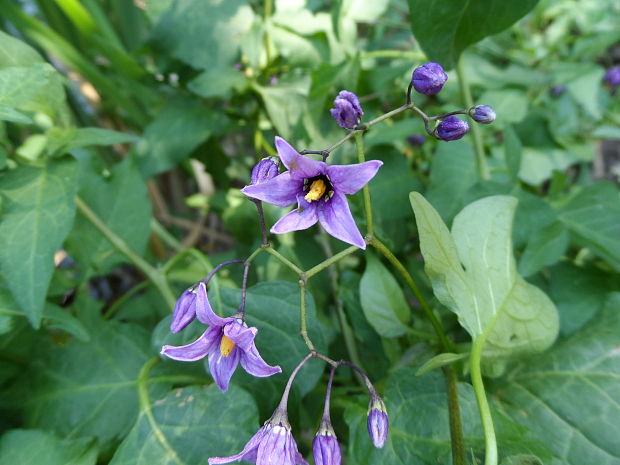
[170,284,201,333]
[411,62,448,95]
[251,157,279,185]
[161,284,281,392]
[330,90,364,129]
[367,393,389,448]
[470,105,496,124]
[241,137,382,249]
[313,420,341,465]
[436,116,469,141]
[209,409,308,465]
[604,66,620,87]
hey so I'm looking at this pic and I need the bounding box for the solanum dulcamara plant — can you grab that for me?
[160,62,502,465]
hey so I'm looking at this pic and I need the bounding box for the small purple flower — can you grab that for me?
[367,394,389,448]
[407,134,426,147]
[330,90,363,129]
[161,285,281,392]
[604,66,620,87]
[549,85,566,97]
[412,62,448,95]
[470,105,496,124]
[313,421,341,465]
[436,116,469,141]
[170,284,202,333]
[251,157,279,185]
[209,410,308,465]
[241,137,382,249]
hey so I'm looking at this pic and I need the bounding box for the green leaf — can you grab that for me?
[43,303,90,342]
[66,157,150,274]
[0,64,55,108]
[478,89,529,124]
[0,31,45,67]
[409,193,559,364]
[110,385,258,465]
[46,127,139,154]
[359,253,410,338]
[0,105,31,124]
[495,293,620,465]
[188,67,247,99]
[135,97,222,177]
[503,124,522,181]
[18,317,152,445]
[554,62,605,119]
[0,158,78,327]
[500,456,543,465]
[0,429,98,465]
[558,181,620,271]
[407,0,539,69]
[416,352,468,375]
[518,221,569,277]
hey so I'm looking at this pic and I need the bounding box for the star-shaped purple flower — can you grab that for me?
[161,283,281,392]
[241,137,383,249]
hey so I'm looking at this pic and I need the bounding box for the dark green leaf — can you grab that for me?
[0,158,78,327]
[407,0,539,69]
[110,385,258,465]
[0,429,98,465]
[518,221,569,277]
[46,127,139,155]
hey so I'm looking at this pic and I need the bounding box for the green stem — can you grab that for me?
[151,219,183,252]
[354,133,374,235]
[76,196,176,309]
[362,50,426,60]
[456,57,489,180]
[444,365,467,465]
[298,280,314,350]
[264,247,304,276]
[103,281,149,320]
[471,336,497,465]
[305,245,359,279]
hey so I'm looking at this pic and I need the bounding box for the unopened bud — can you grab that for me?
[330,90,364,129]
[411,62,448,95]
[470,105,496,124]
[250,157,279,185]
[436,116,469,141]
[367,394,389,448]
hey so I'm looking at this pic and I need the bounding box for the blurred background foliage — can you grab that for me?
[0,0,619,464]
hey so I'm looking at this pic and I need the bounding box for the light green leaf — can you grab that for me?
[66,157,151,275]
[0,158,78,327]
[503,124,522,181]
[518,221,569,277]
[500,456,543,465]
[359,253,410,338]
[0,104,31,124]
[495,293,620,465]
[416,352,468,376]
[43,303,90,342]
[46,127,139,154]
[110,385,258,465]
[478,89,528,124]
[0,429,98,465]
[0,31,45,67]
[558,181,620,271]
[554,62,605,119]
[519,147,579,186]
[410,193,559,363]
[188,67,247,99]
[0,64,55,108]
[407,0,539,69]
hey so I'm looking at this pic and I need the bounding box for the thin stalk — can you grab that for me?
[252,200,270,246]
[444,366,467,465]
[355,133,374,235]
[278,352,314,410]
[238,261,251,314]
[151,219,183,252]
[305,245,359,279]
[104,280,149,320]
[298,280,314,351]
[264,247,304,276]
[76,196,176,309]
[456,57,489,180]
[471,336,497,465]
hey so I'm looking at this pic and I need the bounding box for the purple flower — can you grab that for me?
[604,66,620,87]
[251,157,279,185]
[406,134,426,147]
[470,105,496,124]
[330,90,363,129]
[549,85,566,97]
[161,285,281,392]
[209,412,308,465]
[412,62,448,95]
[436,116,469,141]
[367,394,389,448]
[313,421,341,465]
[241,137,382,249]
[170,284,201,333]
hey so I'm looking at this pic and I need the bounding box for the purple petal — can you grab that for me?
[241,171,301,207]
[208,425,269,464]
[257,425,295,465]
[275,137,326,180]
[160,326,220,362]
[240,342,282,378]
[208,344,241,392]
[318,193,365,249]
[271,197,318,234]
[326,160,383,195]
[194,282,233,327]
[223,321,257,351]
[170,289,196,333]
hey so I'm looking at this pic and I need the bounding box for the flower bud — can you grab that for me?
[407,134,426,147]
[330,90,363,129]
[170,284,200,333]
[604,66,620,87]
[470,105,496,124]
[436,116,469,141]
[250,157,279,185]
[313,420,341,465]
[411,62,448,95]
[367,394,389,448]
[549,85,566,97]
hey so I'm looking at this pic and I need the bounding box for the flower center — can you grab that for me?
[304,179,327,202]
[220,335,236,357]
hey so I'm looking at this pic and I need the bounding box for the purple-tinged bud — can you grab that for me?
[330,90,363,129]
[170,284,201,333]
[407,134,426,147]
[470,105,496,124]
[411,62,448,95]
[549,85,566,97]
[250,157,279,185]
[313,420,341,465]
[604,66,620,87]
[436,116,469,141]
[367,394,389,448]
